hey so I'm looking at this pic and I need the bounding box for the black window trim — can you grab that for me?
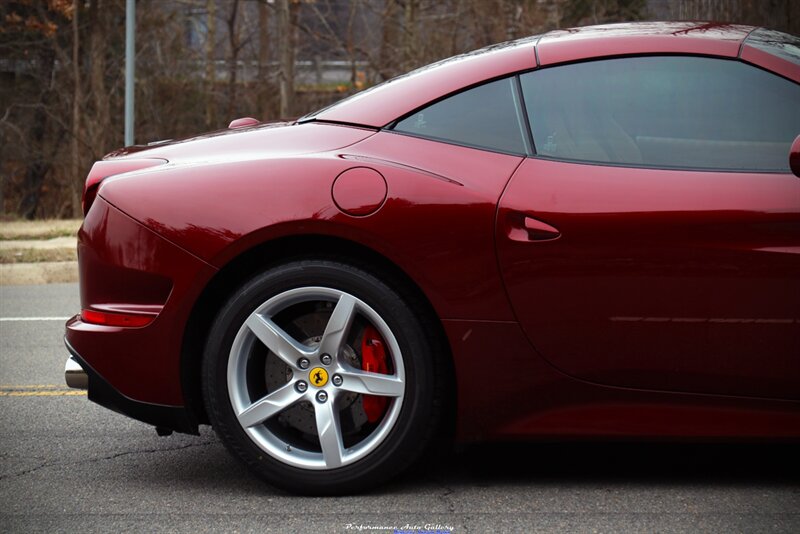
[513,75,537,155]
[525,153,791,174]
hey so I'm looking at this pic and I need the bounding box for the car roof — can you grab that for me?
[537,21,753,64]
[302,36,538,129]
[308,22,758,129]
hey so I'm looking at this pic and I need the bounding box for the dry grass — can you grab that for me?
[0,236,77,264]
[0,219,82,240]
[0,219,80,283]
[0,248,77,264]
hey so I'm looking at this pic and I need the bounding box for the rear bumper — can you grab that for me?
[65,337,198,434]
[65,197,217,433]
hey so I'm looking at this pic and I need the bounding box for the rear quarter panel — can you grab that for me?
[98,130,524,321]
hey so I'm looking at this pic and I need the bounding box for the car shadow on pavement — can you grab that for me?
[126,431,799,494]
[408,441,800,487]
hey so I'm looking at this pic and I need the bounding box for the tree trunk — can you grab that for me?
[18,106,50,220]
[257,0,269,119]
[378,0,398,81]
[17,36,57,219]
[226,0,240,120]
[277,0,293,118]
[346,0,357,86]
[71,0,82,217]
[205,0,217,129]
[402,0,419,72]
[87,0,112,159]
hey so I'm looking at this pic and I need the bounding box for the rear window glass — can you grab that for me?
[392,77,529,155]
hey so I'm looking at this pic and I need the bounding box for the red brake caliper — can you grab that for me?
[361,325,389,423]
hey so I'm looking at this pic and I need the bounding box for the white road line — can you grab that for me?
[0,317,71,322]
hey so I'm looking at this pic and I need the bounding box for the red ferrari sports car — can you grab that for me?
[65,22,800,494]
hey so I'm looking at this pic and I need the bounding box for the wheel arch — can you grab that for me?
[180,233,456,434]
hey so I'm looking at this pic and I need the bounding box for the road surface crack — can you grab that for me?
[0,440,216,480]
[434,477,457,513]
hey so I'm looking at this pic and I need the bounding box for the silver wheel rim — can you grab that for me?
[227,286,406,470]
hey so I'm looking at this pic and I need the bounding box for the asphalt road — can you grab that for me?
[1,283,798,533]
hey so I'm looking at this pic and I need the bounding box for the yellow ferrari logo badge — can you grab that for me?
[309,367,329,388]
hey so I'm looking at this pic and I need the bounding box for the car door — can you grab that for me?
[496,55,800,399]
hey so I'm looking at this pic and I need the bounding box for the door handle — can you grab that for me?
[507,213,561,242]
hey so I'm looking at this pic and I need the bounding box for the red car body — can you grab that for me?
[66,21,800,454]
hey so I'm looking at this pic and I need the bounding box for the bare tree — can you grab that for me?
[86,0,114,162]
[277,0,294,117]
[672,0,798,33]
[71,0,82,217]
[2,0,797,219]
[206,0,218,128]
[226,0,242,119]
[257,0,270,118]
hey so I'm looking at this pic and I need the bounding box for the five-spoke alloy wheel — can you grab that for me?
[203,259,441,494]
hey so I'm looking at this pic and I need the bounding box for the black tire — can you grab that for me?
[202,258,442,494]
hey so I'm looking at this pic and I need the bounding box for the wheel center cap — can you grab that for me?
[309,367,329,388]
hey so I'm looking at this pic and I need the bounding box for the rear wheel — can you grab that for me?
[202,259,440,494]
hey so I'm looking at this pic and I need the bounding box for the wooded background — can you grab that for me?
[1,0,798,219]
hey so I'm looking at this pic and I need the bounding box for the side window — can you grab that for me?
[520,56,800,171]
[392,77,530,155]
